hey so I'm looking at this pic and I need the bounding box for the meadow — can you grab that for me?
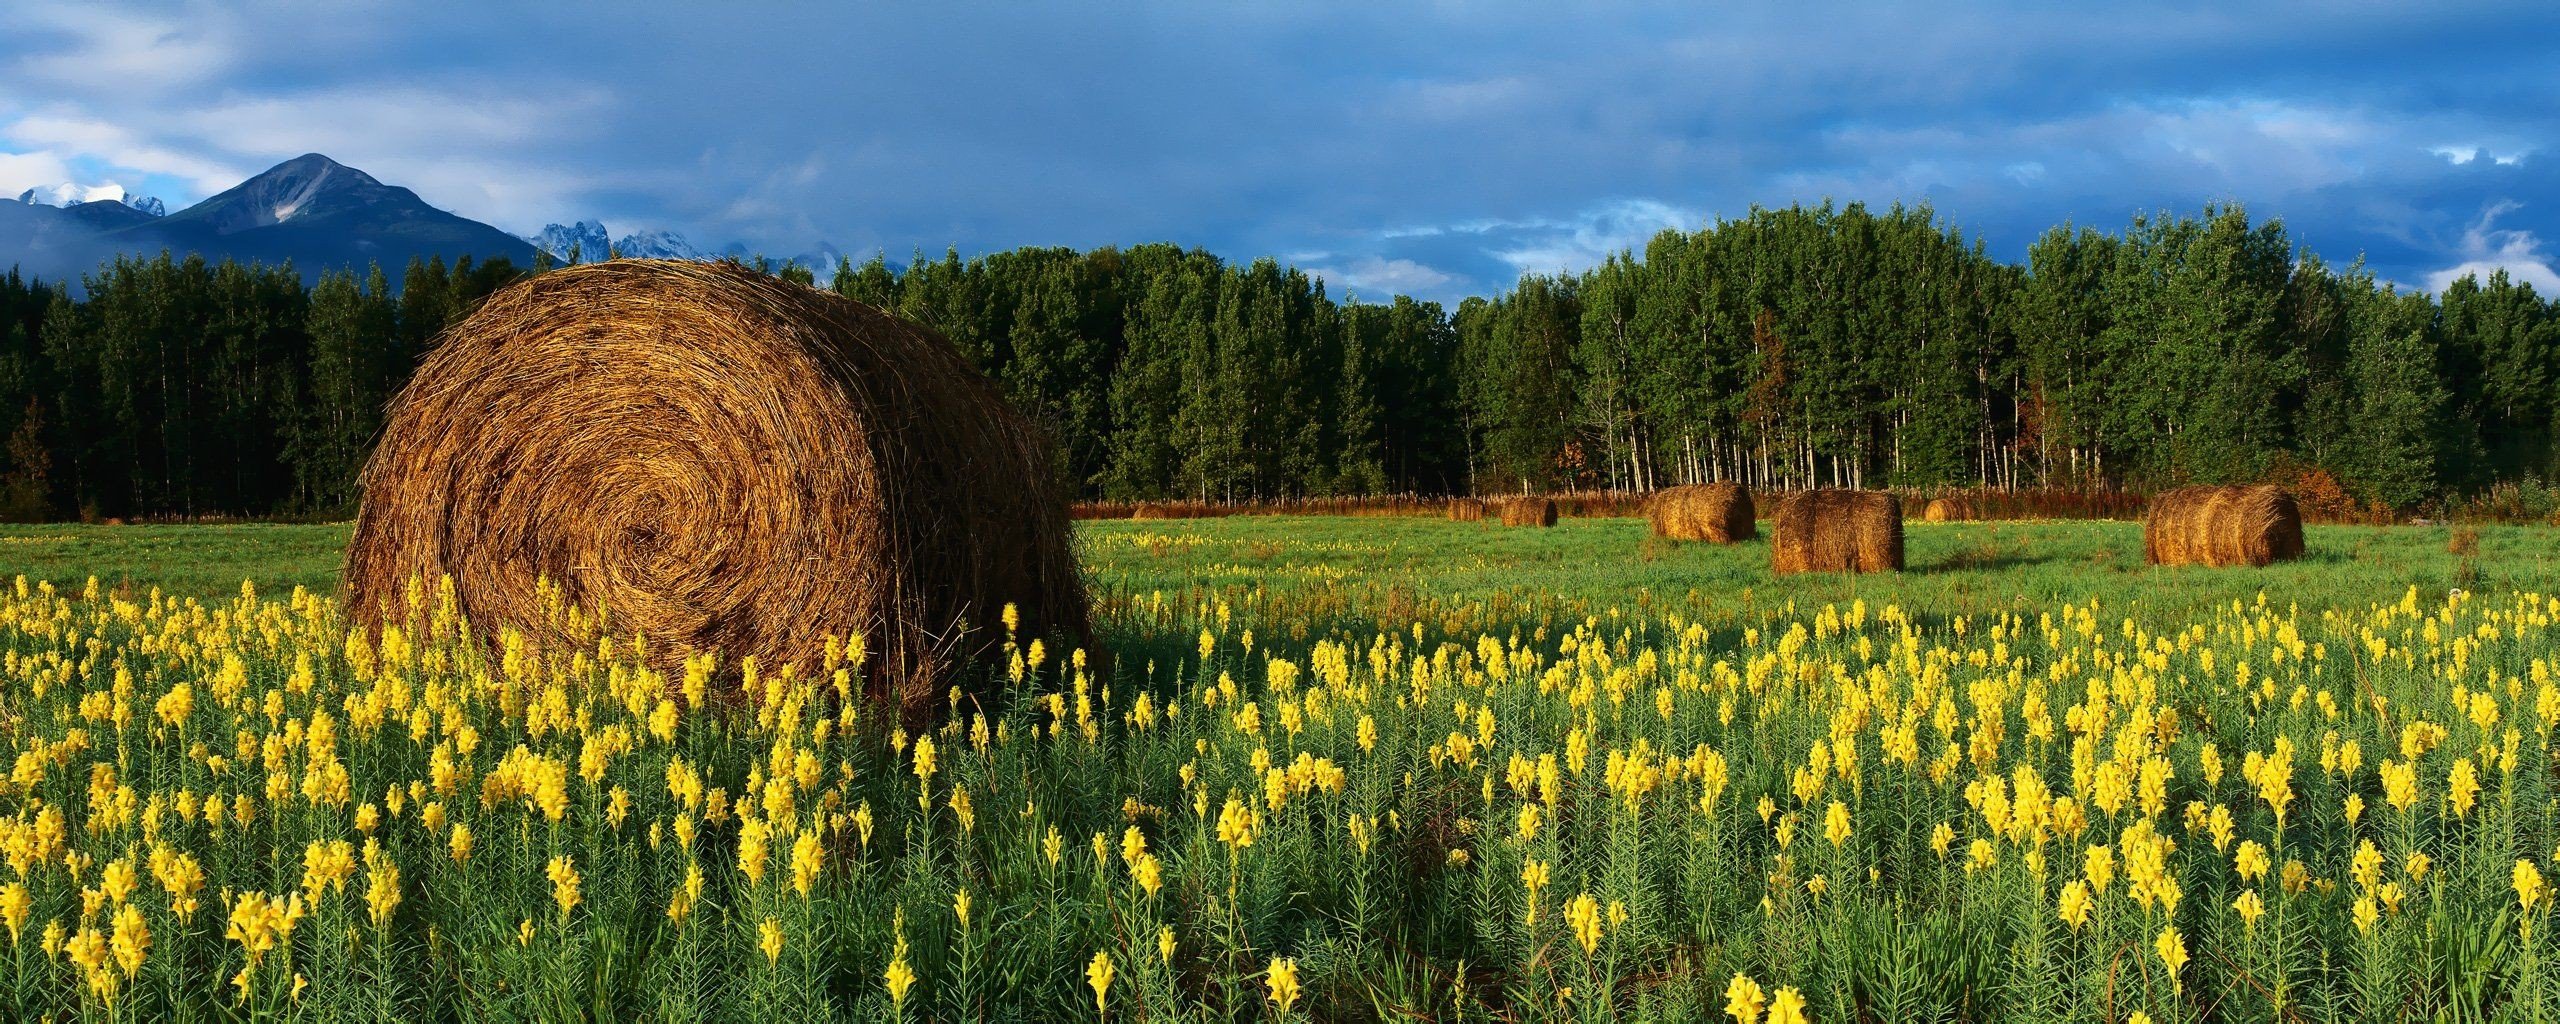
[0,515,2556,1021]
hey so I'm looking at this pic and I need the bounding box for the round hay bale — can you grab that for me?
[342,259,1090,727]
[1922,497,1970,523]
[1130,503,1173,521]
[1499,496,1557,528]
[1446,498,1487,522]
[2143,484,2302,567]
[1647,483,1755,543]
[1770,489,1903,574]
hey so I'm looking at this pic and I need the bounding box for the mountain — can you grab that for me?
[527,222,849,281]
[1,153,536,287]
[62,200,162,232]
[15,183,164,217]
[612,228,705,262]
[527,221,611,263]
[143,154,537,272]
[0,199,130,282]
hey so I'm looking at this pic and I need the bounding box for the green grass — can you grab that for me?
[0,522,349,600]
[5,516,2546,620]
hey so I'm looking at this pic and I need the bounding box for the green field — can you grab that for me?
[7,516,2547,622]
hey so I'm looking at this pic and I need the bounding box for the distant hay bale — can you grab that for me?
[1922,497,1971,522]
[1130,503,1173,521]
[1647,483,1755,543]
[1770,489,1903,574]
[343,259,1089,727]
[2143,484,2304,568]
[1499,496,1557,527]
[1446,498,1487,522]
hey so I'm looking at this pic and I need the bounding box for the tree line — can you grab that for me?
[1,200,2553,520]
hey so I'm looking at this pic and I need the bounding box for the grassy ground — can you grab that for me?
[3,516,2546,617]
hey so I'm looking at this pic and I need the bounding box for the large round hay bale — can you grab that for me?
[1499,496,1557,527]
[1446,498,1487,522]
[1922,497,1970,523]
[342,260,1089,726]
[1130,502,1173,521]
[1770,489,1903,574]
[1647,483,1755,543]
[2143,484,2303,567]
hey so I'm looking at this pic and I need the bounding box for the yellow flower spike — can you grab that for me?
[791,832,824,896]
[546,856,581,921]
[1086,950,1115,1015]
[2518,859,2547,912]
[1266,956,1301,1015]
[1724,972,1767,1024]
[2058,880,2092,931]
[0,883,26,944]
[1157,924,1177,963]
[953,888,972,933]
[2154,925,2187,992]
[2235,889,2265,928]
[1768,986,1809,1024]
[880,949,919,1006]
[1563,892,1602,955]
[759,917,785,965]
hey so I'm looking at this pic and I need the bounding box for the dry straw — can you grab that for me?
[1922,496,1972,522]
[1770,489,1903,574]
[2143,484,2304,567]
[343,259,1089,726]
[1446,498,1487,522]
[1647,483,1755,543]
[1499,496,1558,527]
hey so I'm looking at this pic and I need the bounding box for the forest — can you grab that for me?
[0,201,2552,520]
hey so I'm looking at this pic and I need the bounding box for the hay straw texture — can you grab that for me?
[1446,498,1487,522]
[2143,485,2305,567]
[1499,497,1557,527]
[1770,489,1904,574]
[343,260,1089,726]
[1646,483,1756,543]
[1130,503,1173,521]
[1922,497,1971,522]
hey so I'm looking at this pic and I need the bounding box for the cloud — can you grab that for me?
[7,6,234,93]
[3,114,250,194]
[2424,201,2560,294]
[0,0,2555,304]
[1480,199,1703,278]
[1305,255,1455,297]
[0,148,74,195]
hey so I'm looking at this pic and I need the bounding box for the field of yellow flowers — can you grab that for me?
[0,516,2555,1021]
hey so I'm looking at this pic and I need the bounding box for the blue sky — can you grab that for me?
[1,1,2555,303]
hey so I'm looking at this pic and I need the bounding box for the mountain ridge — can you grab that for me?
[2,153,536,288]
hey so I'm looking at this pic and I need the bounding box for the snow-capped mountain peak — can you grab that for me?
[14,182,165,217]
[523,220,845,280]
[526,221,612,263]
[612,229,705,261]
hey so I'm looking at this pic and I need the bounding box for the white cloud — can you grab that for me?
[0,149,74,195]
[3,115,248,194]
[2424,201,2560,294]
[1306,255,1454,296]
[1482,198,1699,277]
[7,6,234,93]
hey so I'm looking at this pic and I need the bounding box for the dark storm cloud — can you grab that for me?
[2,1,2555,300]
